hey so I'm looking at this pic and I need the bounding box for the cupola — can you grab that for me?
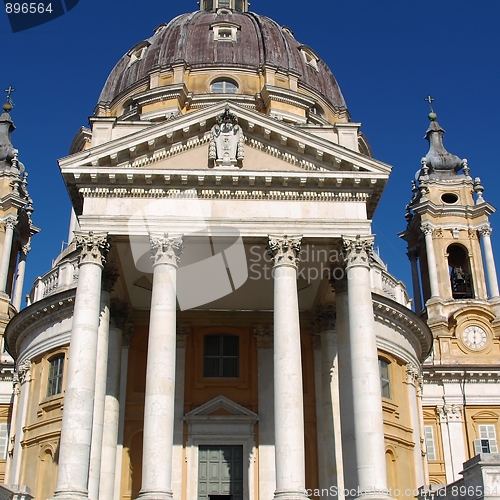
[200,0,249,12]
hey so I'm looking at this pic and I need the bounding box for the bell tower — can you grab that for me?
[400,106,500,357]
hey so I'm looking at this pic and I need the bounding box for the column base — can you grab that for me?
[51,489,89,500]
[136,489,174,500]
[274,488,310,500]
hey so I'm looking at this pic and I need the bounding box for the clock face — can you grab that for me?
[462,325,488,350]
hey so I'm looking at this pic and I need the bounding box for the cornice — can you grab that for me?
[423,366,500,384]
[412,199,496,219]
[372,292,433,361]
[5,288,76,360]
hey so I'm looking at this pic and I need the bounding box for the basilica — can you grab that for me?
[0,1,499,500]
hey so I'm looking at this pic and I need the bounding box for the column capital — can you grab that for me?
[75,231,109,268]
[329,271,348,294]
[149,234,184,267]
[21,242,31,257]
[420,222,434,236]
[267,235,302,269]
[17,359,31,385]
[342,235,374,270]
[253,324,274,348]
[316,306,336,332]
[3,215,18,230]
[405,362,420,385]
[436,404,463,422]
[176,325,191,348]
[407,248,419,262]
[12,372,21,396]
[102,265,120,293]
[479,224,492,238]
[110,299,130,330]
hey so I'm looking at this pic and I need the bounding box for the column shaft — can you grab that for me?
[268,236,308,500]
[480,229,500,298]
[54,232,108,500]
[12,245,28,310]
[343,236,389,499]
[138,235,182,500]
[0,217,17,294]
[408,251,423,312]
[421,225,440,299]
[99,325,124,500]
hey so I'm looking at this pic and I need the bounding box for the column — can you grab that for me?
[416,376,429,484]
[4,373,20,483]
[421,223,440,299]
[172,326,189,500]
[331,274,356,492]
[479,225,500,299]
[9,360,31,485]
[407,249,423,312]
[12,242,30,310]
[99,300,129,500]
[53,232,109,500]
[317,307,343,495]
[113,328,133,500]
[405,363,424,487]
[0,215,17,294]
[138,235,183,500]
[267,235,308,500]
[254,325,276,500]
[436,405,467,483]
[89,266,119,500]
[342,235,390,500]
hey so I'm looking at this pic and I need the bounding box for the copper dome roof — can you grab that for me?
[98,10,347,111]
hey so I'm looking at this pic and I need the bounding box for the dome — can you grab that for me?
[98,9,347,113]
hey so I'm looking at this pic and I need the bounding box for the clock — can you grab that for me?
[462,325,488,350]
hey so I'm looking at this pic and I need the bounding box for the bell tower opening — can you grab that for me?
[201,0,249,12]
[447,244,474,299]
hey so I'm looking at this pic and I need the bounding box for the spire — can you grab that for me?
[0,93,17,169]
[422,96,463,177]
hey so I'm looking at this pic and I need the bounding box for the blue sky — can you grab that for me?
[2,0,500,305]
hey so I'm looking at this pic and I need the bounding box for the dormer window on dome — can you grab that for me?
[201,0,249,12]
[127,41,150,66]
[212,22,240,41]
[299,45,320,71]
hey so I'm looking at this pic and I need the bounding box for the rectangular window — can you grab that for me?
[204,335,239,378]
[47,355,65,397]
[379,358,391,399]
[0,423,9,459]
[219,0,230,7]
[235,0,243,11]
[424,425,436,461]
[475,424,499,453]
[205,0,214,9]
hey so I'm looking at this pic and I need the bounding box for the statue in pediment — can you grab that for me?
[209,106,244,168]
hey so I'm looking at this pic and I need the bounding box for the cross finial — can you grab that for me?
[425,95,435,113]
[4,86,15,108]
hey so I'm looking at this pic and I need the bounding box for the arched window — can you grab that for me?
[379,358,391,399]
[448,244,473,299]
[47,354,65,397]
[210,79,238,94]
[203,334,239,378]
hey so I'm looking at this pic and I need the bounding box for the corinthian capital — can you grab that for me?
[17,359,31,385]
[342,235,374,270]
[3,215,18,231]
[267,235,302,268]
[21,242,31,256]
[102,265,120,293]
[420,222,434,236]
[75,231,109,267]
[149,234,184,267]
[479,225,492,238]
[405,362,420,385]
[316,306,336,332]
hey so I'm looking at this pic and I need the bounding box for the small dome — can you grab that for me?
[98,10,347,112]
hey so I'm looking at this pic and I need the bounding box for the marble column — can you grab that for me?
[342,235,389,500]
[114,328,133,500]
[53,232,109,500]
[4,373,20,483]
[317,307,343,494]
[479,225,500,299]
[331,274,356,493]
[267,235,308,500]
[407,249,423,312]
[172,326,189,500]
[138,235,183,500]
[99,301,129,500]
[437,405,467,483]
[89,266,119,500]
[9,361,31,485]
[405,363,424,487]
[416,376,429,484]
[312,333,326,490]
[12,242,30,310]
[421,223,440,299]
[0,215,17,294]
[254,325,276,500]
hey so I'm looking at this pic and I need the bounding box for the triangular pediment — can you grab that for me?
[60,102,392,177]
[184,395,258,421]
